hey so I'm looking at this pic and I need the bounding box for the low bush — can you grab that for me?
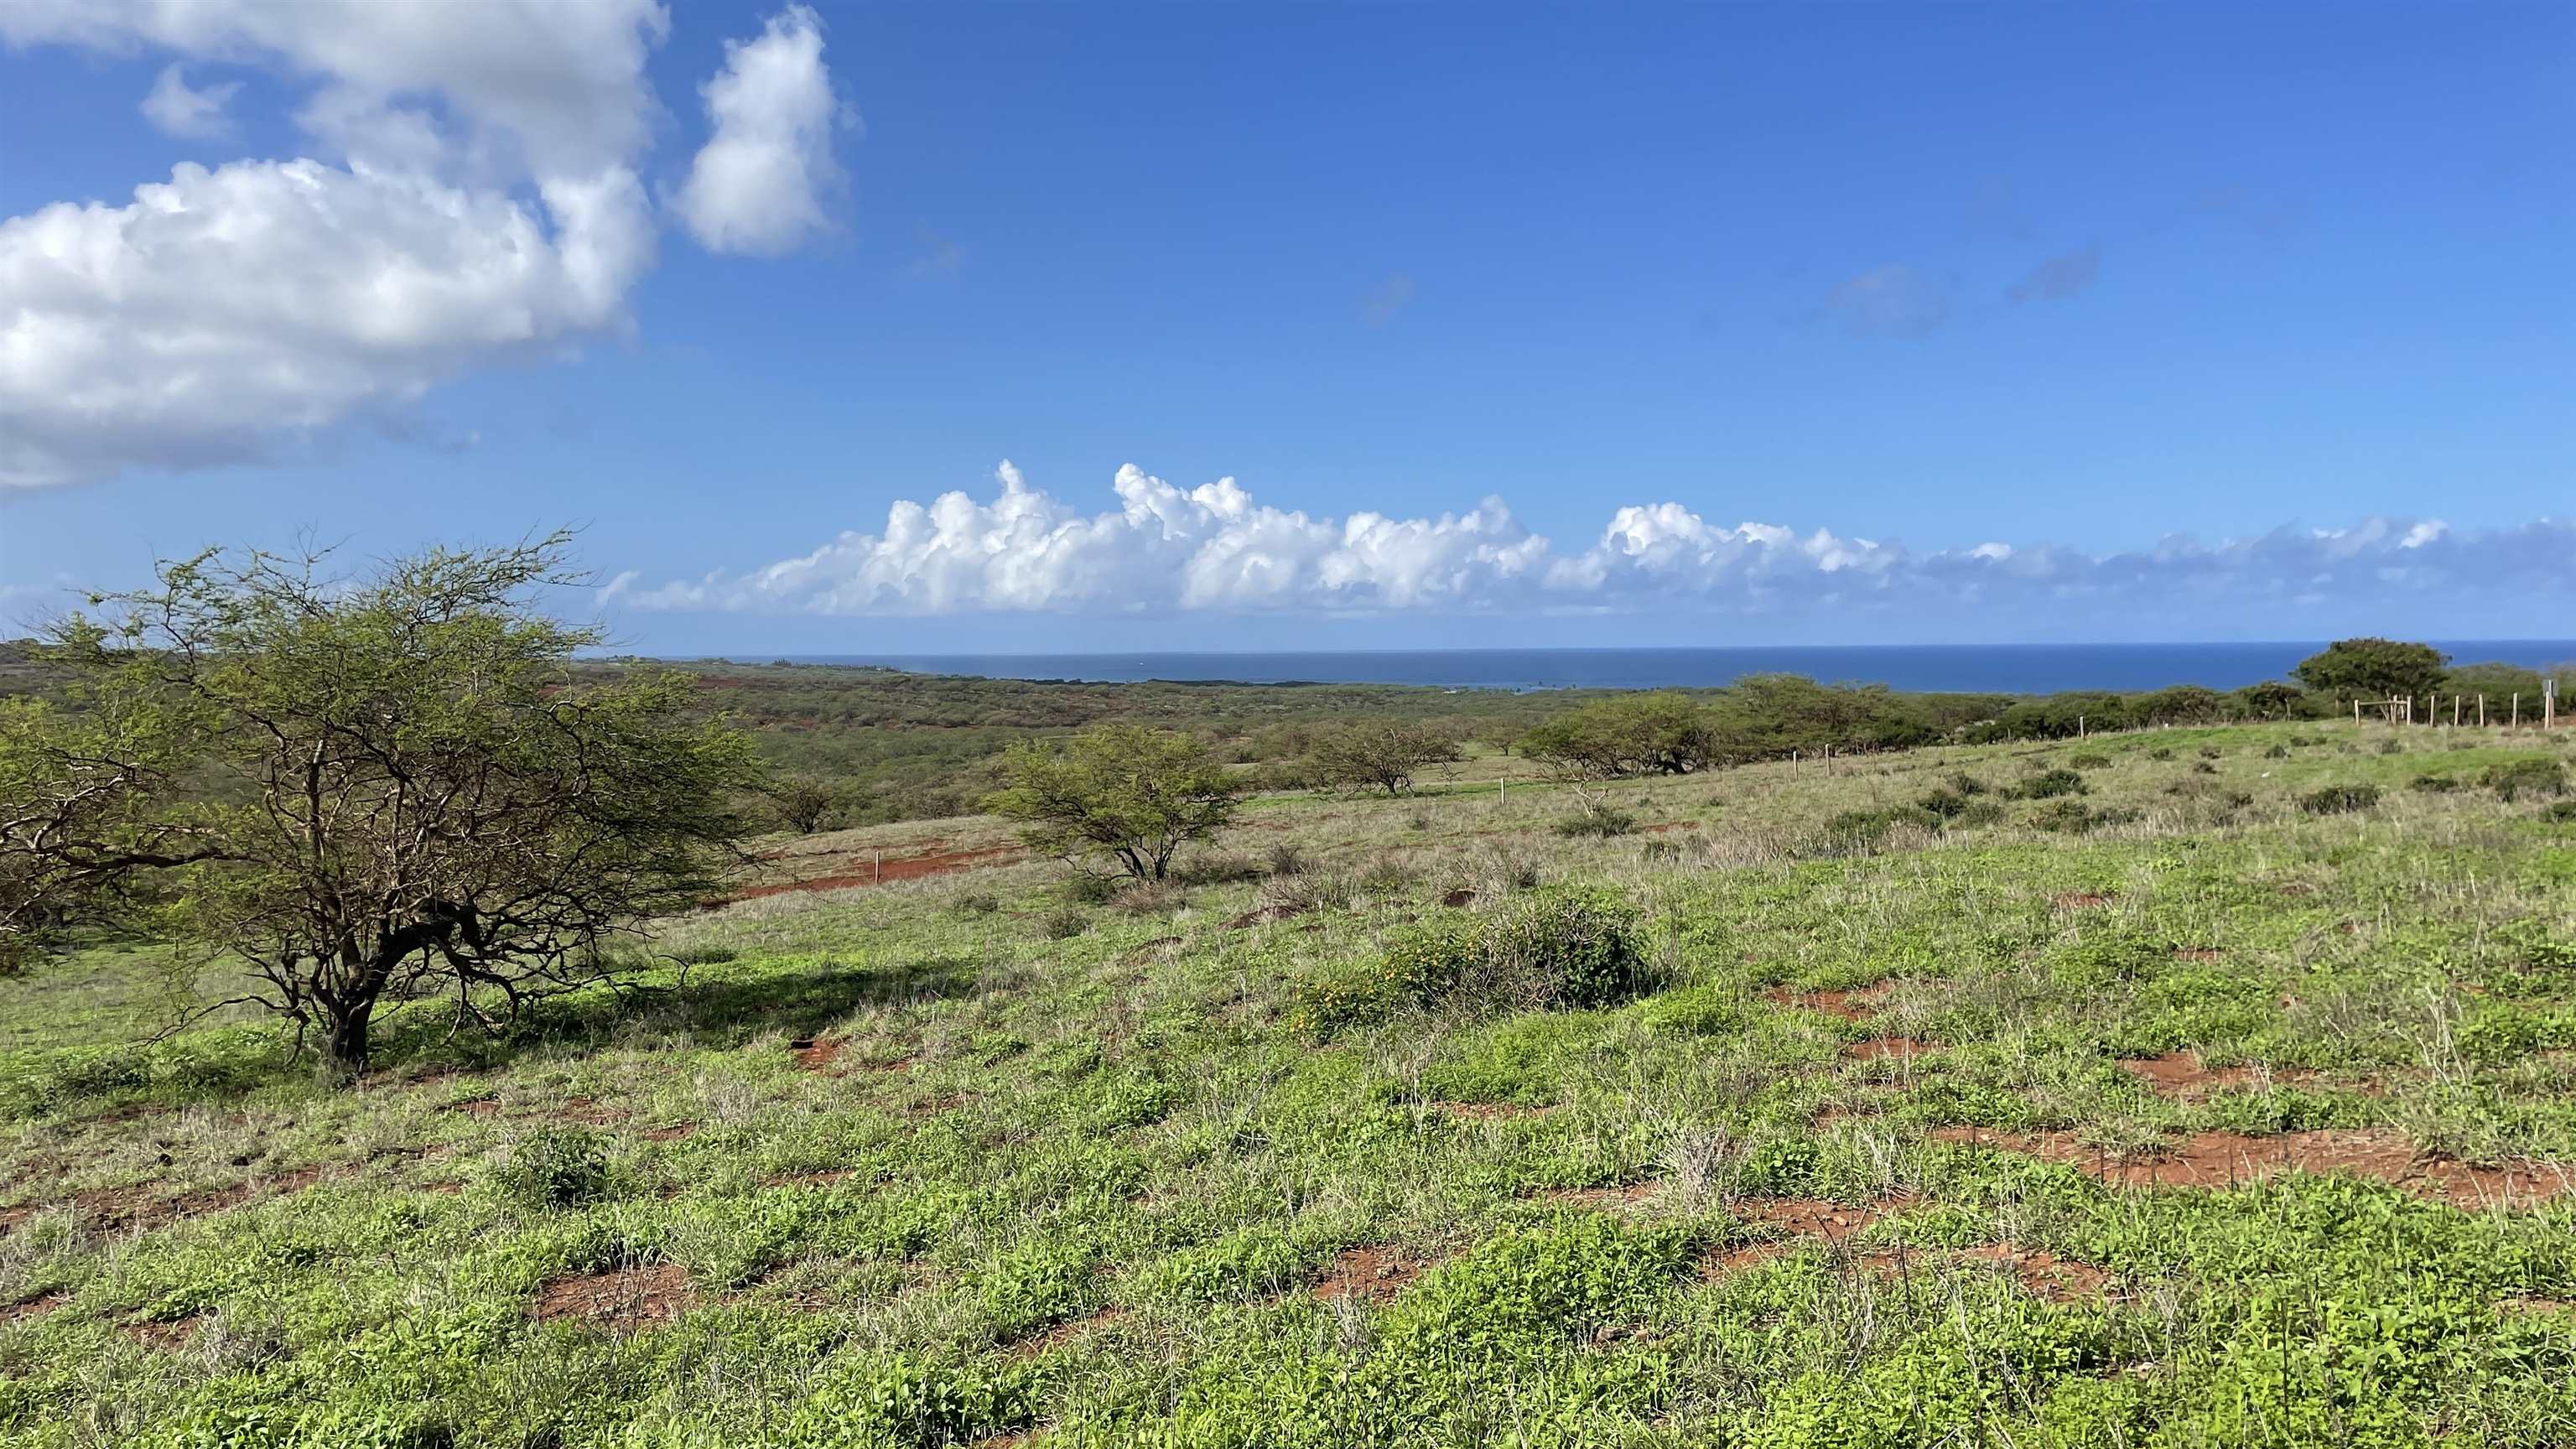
[2148,747,2175,761]
[1555,802,1638,838]
[1059,874,1118,906]
[489,1125,615,1210]
[1482,887,1650,1010]
[2069,752,2111,769]
[2482,757,2568,802]
[2009,768,2089,801]
[2191,761,2220,775]
[1817,805,1940,854]
[1296,887,1650,1033]
[2264,743,2290,759]
[1172,851,1263,886]
[2297,783,2381,816]
[1263,842,1310,877]
[2029,799,2138,834]
[953,891,1000,915]
[2409,773,2464,793]
[1040,906,1088,939]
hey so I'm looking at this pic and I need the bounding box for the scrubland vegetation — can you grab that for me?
[5,555,2574,1446]
[5,711,2573,1446]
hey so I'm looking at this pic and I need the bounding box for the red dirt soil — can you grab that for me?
[1929,1124,2570,1208]
[1709,1194,1914,1271]
[533,1263,693,1329]
[1845,1036,1929,1062]
[1225,903,1310,930]
[1545,1182,1660,1211]
[731,843,1021,901]
[1312,1245,1429,1303]
[788,1036,846,1072]
[1958,1242,2112,1302]
[2116,1051,2316,1099]
[1766,983,1888,1022]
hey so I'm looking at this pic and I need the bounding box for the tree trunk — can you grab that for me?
[320,999,374,1080]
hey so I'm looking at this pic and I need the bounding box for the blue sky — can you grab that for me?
[2,3,2569,652]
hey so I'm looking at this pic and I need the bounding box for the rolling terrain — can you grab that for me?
[3,721,2573,1446]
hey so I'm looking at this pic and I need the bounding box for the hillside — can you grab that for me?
[3,721,2573,1446]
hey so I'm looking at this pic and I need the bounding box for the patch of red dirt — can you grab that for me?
[532,1263,693,1330]
[447,1096,505,1117]
[789,1036,846,1072]
[637,1122,698,1143]
[2051,891,2114,910]
[1959,1242,2111,1302]
[730,844,1021,901]
[1439,888,1476,907]
[1767,983,1888,1022]
[1313,1245,1428,1304]
[1845,1036,1929,1062]
[1640,821,1695,834]
[67,1164,326,1233]
[122,1314,202,1349]
[1225,903,1310,930]
[2116,1051,2319,1099]
[1544,1182,1660,1210]
[2,1294,67,1322]
[1929,1125,2569,1208]
[548,1096,627,1125]
[1708,1195,1914,1272]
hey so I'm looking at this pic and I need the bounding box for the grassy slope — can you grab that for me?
[2,724,2573,1446]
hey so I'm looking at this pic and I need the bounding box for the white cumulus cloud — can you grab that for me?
[676,6,849,257]
[0,0,850,488]
[606,465,2576,626]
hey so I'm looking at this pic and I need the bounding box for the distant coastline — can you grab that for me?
[691,641,2576,695]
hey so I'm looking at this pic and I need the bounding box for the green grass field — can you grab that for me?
[4,722,2574,1447]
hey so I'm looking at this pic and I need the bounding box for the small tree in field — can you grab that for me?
[1305,721,1461,795]
[0,537,759,1078]
[985,725,1241,880]
[766,774,846,834]
[2293,638,2449,702]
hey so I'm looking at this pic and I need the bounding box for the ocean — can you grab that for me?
[742,641,2576,694]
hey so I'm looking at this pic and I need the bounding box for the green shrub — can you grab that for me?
[2192,761,2220,775]
[1059,873,1118,905]
[1954,799,2007,827]
[2010,768,2089,801]
[1480,887,1649,1010]
[2148,747,2174,761]
[1264,841,1309,876]
[1945,771,1990,796]
[1040,906,1088,939]
[2069,752,2111,769]
[2197,745,2222,759]
[2408,774,2462,794]
[2544,800,2576,823]
[1384,917,1487,1004]
[1173,851,1263,886]
[786,1353,1038,1448]
[2264,743,2290,759]
[2297,783,2381,815]
[2481,757,2568,801]
[1284,960,1399,1038]
[489,1125,615,1210]
[1555,802,1637,837]
[2030,799,2100,833]
[1819,805,1940,854]
[667,943,737,966]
